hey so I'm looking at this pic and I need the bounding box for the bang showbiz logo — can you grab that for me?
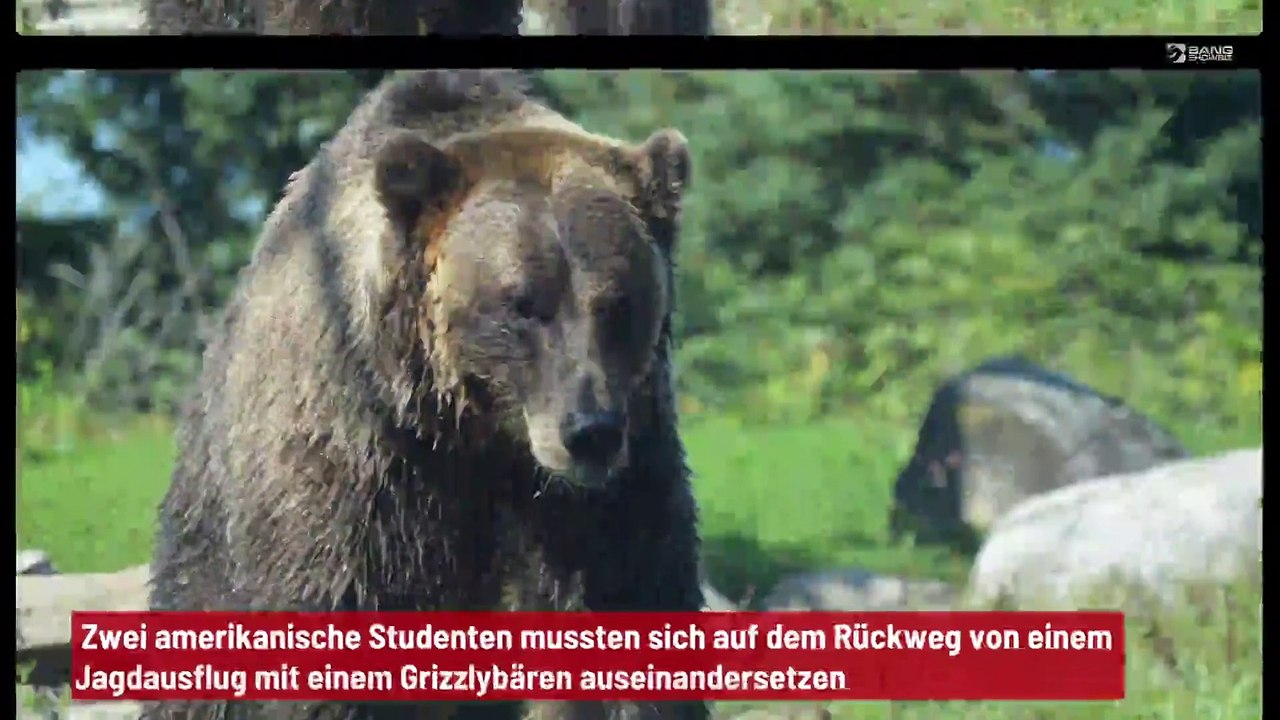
[1166,43,1234,63]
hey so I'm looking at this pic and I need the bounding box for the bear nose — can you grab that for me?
[561,411,626,464]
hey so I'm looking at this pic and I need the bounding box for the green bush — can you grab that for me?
[544,72,1261,444]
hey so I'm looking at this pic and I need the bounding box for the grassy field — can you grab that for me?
[16,380,1261,719]
[16,398,966,585]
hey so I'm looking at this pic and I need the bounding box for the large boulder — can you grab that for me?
[890,356,1189,548]
[966,448,1261,610]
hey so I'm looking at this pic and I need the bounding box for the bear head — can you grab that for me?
[372,123,691,489]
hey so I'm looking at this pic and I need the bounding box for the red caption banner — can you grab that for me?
[72,611,1125,703]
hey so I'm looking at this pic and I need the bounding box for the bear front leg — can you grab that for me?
[512,414,709,720]
[582,424,709,720]
[593,427,706,613]
[525,446,707,720]
[587,474,709,720]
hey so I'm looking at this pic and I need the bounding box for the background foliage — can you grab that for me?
[15,71,1262,717]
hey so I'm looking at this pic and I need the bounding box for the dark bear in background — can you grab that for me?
[143,0,710,34]
[143,0,524,33]
[146,70,705,720]
[889,356,1190,551]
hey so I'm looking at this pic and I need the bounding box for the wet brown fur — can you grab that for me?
[143,0,523,33]
[144,71,705,720]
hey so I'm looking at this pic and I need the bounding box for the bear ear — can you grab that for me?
[374,133,466,238]
[631,128,691,253]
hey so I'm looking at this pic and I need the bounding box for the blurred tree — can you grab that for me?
[16,71,383,409]
[1027,71,1261,259]
[18,71,384,296]
[14,70,1261,435]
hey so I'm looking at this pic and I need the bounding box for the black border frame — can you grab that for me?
[13,34,1264,71]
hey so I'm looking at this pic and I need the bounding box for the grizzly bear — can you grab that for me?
[144,70,706,720]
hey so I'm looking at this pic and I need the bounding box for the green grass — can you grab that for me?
[17,376,173,572]
[685,415,971,602]
[14,399,967,583]
[15,382,1261,719]
[719,573,1262,719]
[17,414,174,573]
[719,0,1261,34]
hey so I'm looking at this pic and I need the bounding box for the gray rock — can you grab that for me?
[18,550,57,576]
[15,550,64,718]
[762,568,956,612]
[891,356,1189,548]
[966,448,1261,611]
[16,564,150,685]
[18,692,143,720]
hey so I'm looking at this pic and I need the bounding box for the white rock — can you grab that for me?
[17,550,56,576]
[967,448,1261,610]
[16,565,150,664]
